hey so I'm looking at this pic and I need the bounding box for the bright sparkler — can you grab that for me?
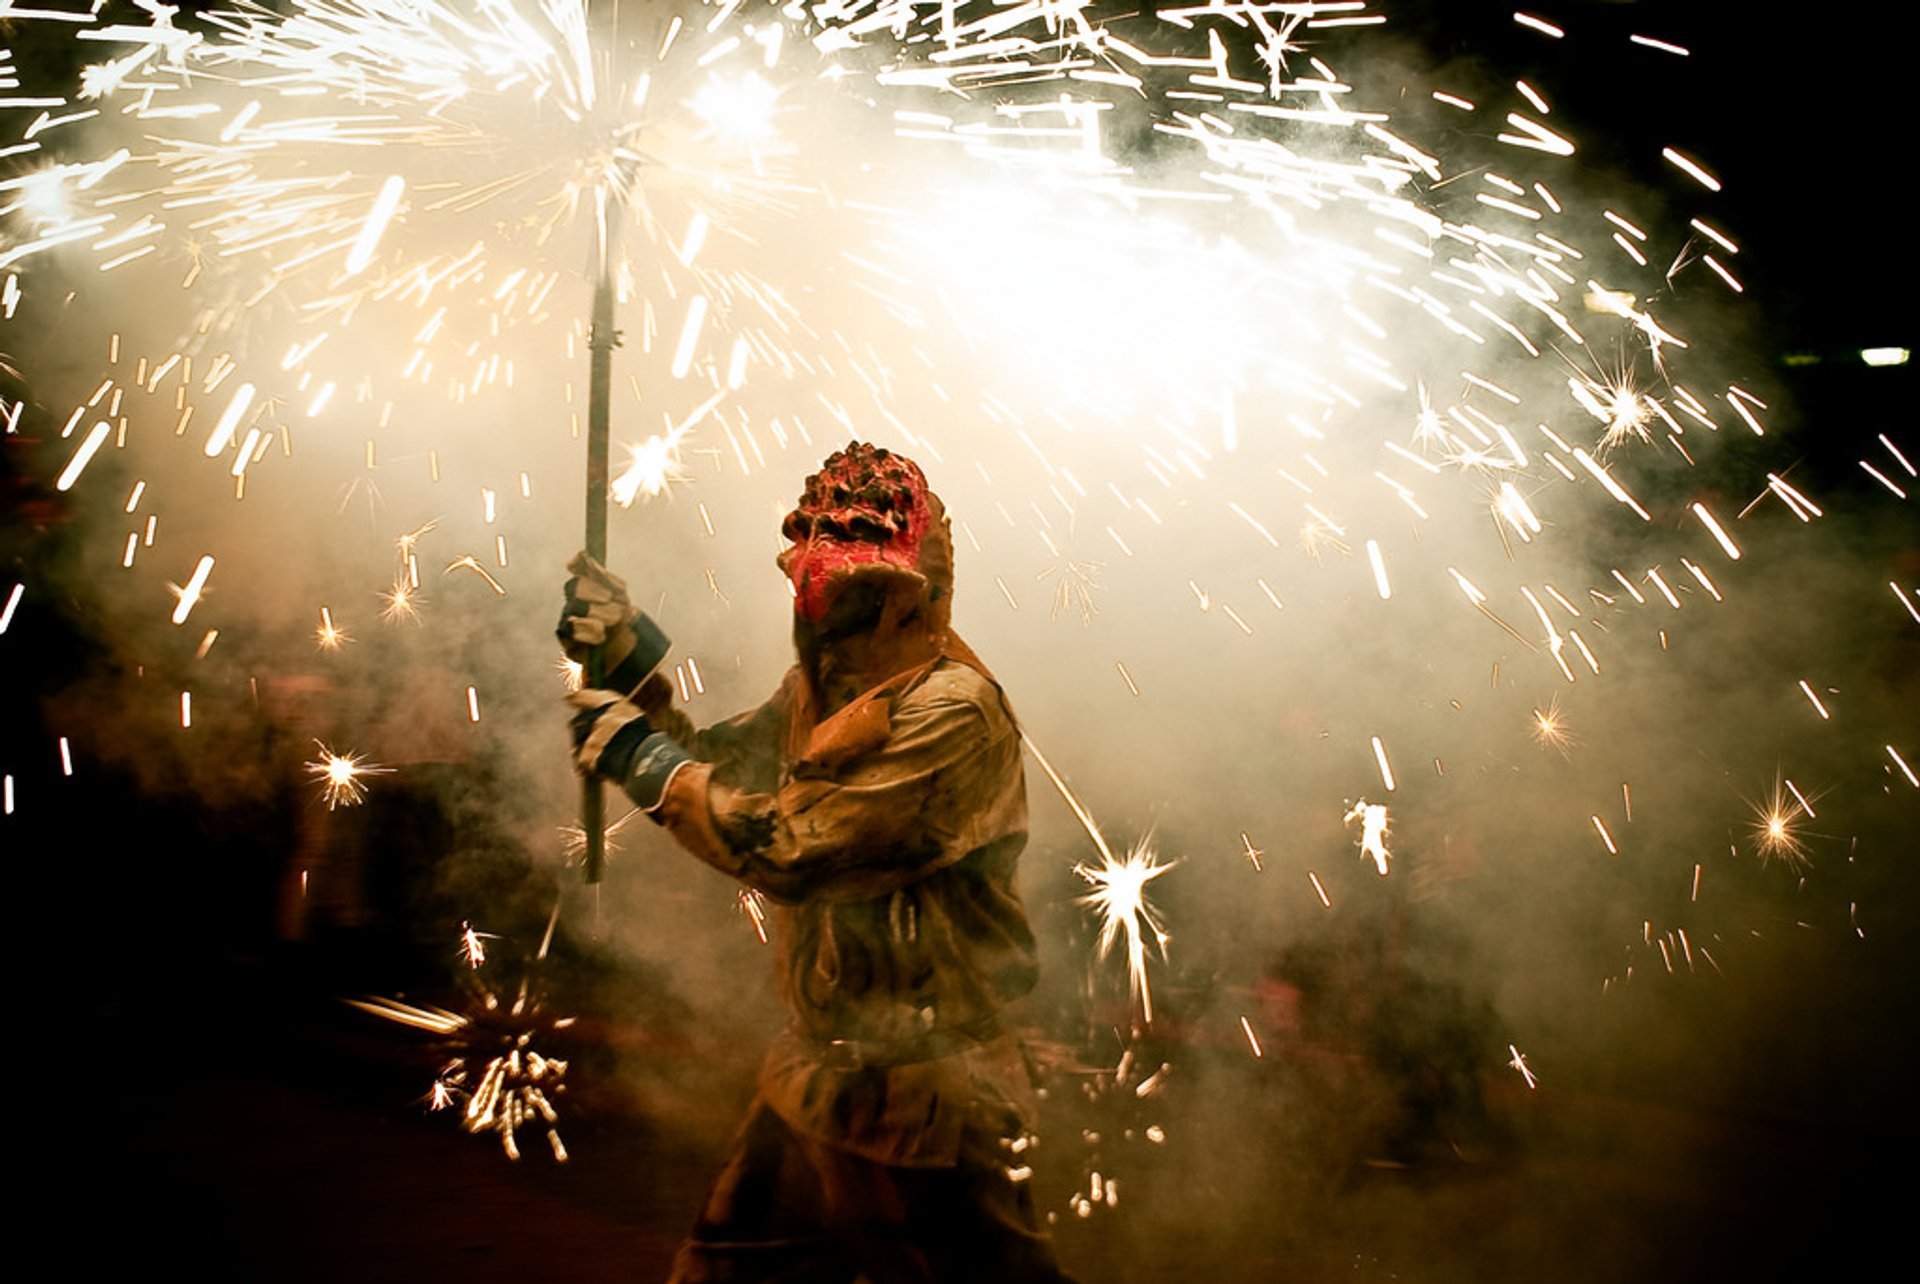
[303,741,390,809]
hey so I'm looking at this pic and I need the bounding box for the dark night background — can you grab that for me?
[4,2,1914,1280]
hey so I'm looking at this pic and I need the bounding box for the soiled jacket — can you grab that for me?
[652,652,1040,1167]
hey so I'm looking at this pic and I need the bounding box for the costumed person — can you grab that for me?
[561,442,1075,1284]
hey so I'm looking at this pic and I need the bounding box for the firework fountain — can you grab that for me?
[2,0,1913,1274]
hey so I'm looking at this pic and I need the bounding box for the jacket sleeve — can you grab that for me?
[651,666,1024,904]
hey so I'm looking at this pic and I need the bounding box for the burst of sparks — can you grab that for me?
[559,805,640,867]
[303,741,390,809]
[379,580,422,624]
[1530,695,1574,754]
[1074,839,1175,1026]
[612,423,696,506]
[351,919,575,1162]
[1749,777,1814,869]
[315,606,350,650]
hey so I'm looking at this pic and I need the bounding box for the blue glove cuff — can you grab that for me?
[623,731,693,812]
[602,609,672,695]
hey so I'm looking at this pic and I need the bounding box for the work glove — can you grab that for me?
[567,689,693,812]
[557,551,670,696]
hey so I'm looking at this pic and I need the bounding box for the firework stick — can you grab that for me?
[582,238,615,885]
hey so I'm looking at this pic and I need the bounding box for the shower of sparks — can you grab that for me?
[1074,838,1175,1027]
[304,741,390,809]
[7,1,1819,723]
[350,919,575,1162]
[1343,798,1391,876]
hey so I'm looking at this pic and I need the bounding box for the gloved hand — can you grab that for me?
[558,552,671,695]
[568,689,693,812]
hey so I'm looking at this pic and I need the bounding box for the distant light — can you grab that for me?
[1861,347,1910,368]
[1781,353,1822,368]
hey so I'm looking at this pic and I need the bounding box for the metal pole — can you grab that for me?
[582,231,615,884]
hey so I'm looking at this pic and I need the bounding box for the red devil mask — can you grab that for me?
[777,443,942,624]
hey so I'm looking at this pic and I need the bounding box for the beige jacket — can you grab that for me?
[652,653,1040,1166]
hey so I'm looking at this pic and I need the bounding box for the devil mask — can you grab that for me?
[776,442,952,630]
